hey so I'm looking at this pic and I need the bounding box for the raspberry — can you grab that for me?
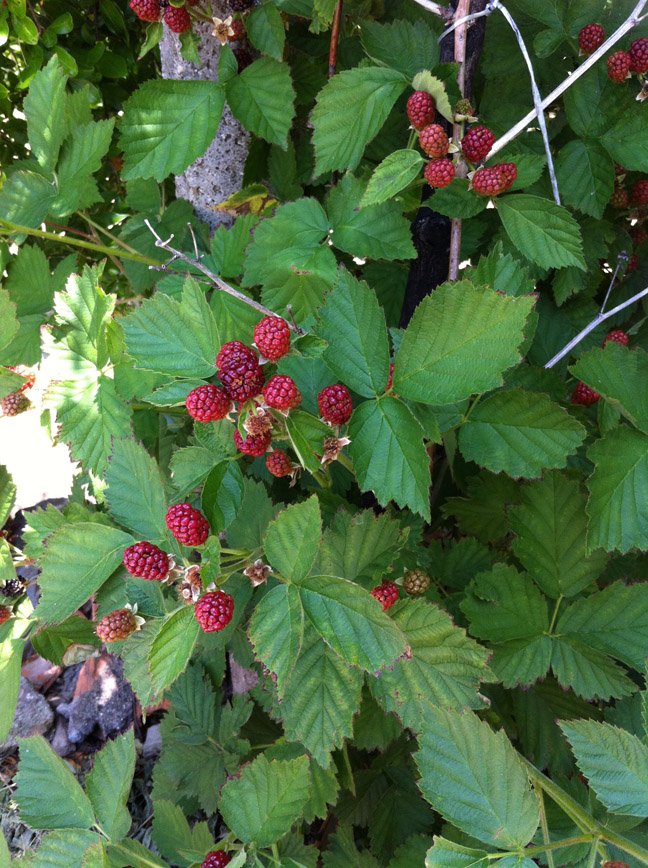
[215,341,258,370]
[628,253,639,271]
[578,24,605,55]
[630,38,648,73]
[164,4,191,32]
[632,180,648,205]
[96,609,137,643]
[253,316,291,361]
[472,166,507,197]
[603,330,629,347]
[229,19,246,40]
[165,503,210,546]
[571,382,599,406]
[403,569,430,596]
[607,51,631,83]
[318,384,353,425]
[266,450,294,478]
[1,578,25,598]
[233,47,253,71]
[229,0,253,10]
[0,606,11,627]
[129,0,161,20]
[234,429,272,456]
[615,163,627,176]
[609,187,629,208]
[202,851,231,868]
[407,91,435,130]
[461,126,495,163]
[186,384,232,422]
[370,580,399,612]
[1,392,30,416]
[629,226,647,245]
[419,124,449,159]
[498,162,517,190]
[218,360,265,402]
[195,591,235,633]
[424,158,455,189]
[123,542,170,581]
[262,375,302,412]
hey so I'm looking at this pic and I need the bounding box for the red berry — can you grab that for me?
[234,429,272,457]
[632,180,648,206]
[628,254,639,271]
[123,542,170,580]
[164,4,191,31]
[229,0,254,10]
[129,0,161,20]
[165,503,210,546]
[202,853,232,868]
[419,124,449,159]
[186,384,232,422]
[578,24,605,55]
[602,862,630,868]
[629,226,647,245]
[571,382,600,406]
[228,18,246,40]
[262,375,302,412]
[96,609,138,643]
[497,162,517,190]
[607,51,631,83]
[630,38,648,73]
[609,187,630,208]
[233,47,253,71]
[461,126,495,163]
[218,360,265,402]
[370,580,399,612]
[216,341,258,371]
[603,330,629,347]
[195,592,235,633]
[424,158,455,188]
[266,450,294,478]
[318,384,353,425]
[471,166,507,197]
[253,316,291,361]
[0,606,11,627]
[1,391,30,416]
[407,91,435,130]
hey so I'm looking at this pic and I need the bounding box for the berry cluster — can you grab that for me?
[607,169,647,273]
[594,33,648,82]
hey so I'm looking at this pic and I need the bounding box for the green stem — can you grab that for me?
[80,211,147,257]
[336,451,354,473]
[271,843,280,864]
[537,787,556,868]
[548,595,563,634]
[486,836,594,859]
[407,128,418,149]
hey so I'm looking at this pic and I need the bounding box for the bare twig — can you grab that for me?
[448,0,471,281]
[144,220,306,334]
[438,2,494,41]
[328,0,344,78]
[411,0,453,21]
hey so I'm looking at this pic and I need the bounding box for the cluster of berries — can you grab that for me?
[608,170,646,272]
[129,0,199,33]
[1,366,35,417]
[406,91,516,197]
[578,25,648,83]
[369,569,431,612]
[571,329,629,406]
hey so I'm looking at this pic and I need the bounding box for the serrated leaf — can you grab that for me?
[425,179,488,219]
[0,466,16,528]
[227,478,278,550]
[415,707,539,848]
[393,282,534,404]
[226,56,295,148]
[24,55,67,172]
[151,799,212,867]
[361,19,440,79]
[550,636,635,701]
[285,410,334,474]
[411,71,453,122]
[0,169,58,228]
[119,80,225,181]
[498,195,585,270]
[249,584,304,698]
[105,438,169,544]
[315,509,404,584]
[86,729,135,841]
[246,4,285,60]
[201,460,244,533]
[264,495,322,582]
[148,606,200,693]
[601,110,648,172]
[555,139,614,219]
[0,639,23,743]
[0,291,19,354]
[360,150,425,207]
[323,826,379,868]
[465,243,535,298]
[425,837,488,868]
[30,829,99,868]
[107,838,169,868]
[0,366,26,400]
[31,616,101,666]
[571,344,648,434]
[53,120,115,216]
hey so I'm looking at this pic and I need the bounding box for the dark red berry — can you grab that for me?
[628,254,639,271]
[461,126,495,163]
[96,609,137,643]
[215,341,258,370]
[129,0,161,20]
[603,330,629,347]
[218,360,265,402]
[228,18,246,40]
[266,450,294,478]
[202,852,232,868]
[632,180,648,206]
[195,592,235,633]
[165,503,210,546]
[318,384,353,425]
[609,187,629,208]
[407,91,435,130]
[497,162,517,190]
[370,580,399,612]
[164,4,191,31]
[233,47,253,71]
[419,124,449,159]
[123,542,170,581]
[578,24,605,55]
[262,375,302,412]
[571,382,600,406]
[1,392,30,416]
[471,166,507,197]
[0,606,11,627]
[630,38,648,73]
[424,158,455,188]
[607,51,631,83]
[229,0,253,10]
[253,316,291,361]
[186,384,232,422]
[234,429,272,457]
[629,226,647,245]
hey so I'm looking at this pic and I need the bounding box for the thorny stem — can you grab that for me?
[328,0,343,78]
[447,0,471,282]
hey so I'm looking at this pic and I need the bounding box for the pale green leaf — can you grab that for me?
[571,344,648,434]
[249,584,304,698]
[148,607,200,693]
[105,438,169,545]
[226,57,295,148]
[425,837,488,868]
[86,729,135,841]
[53,120,116,216]
[360,150,425,208]
[498,195,585,270]
[0,366,26,400]
[285,410,334,474]
[264,495,322,583]
[0,639,23,742]
[24,56,67,172]
[360,18,440,78]
[0,466,16,528]
[31,616,101,666]
[0,290,19,354]
[0,170,58,228]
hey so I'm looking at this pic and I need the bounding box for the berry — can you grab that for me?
[164,4,191,32]
[195,591,235,633]
[254,316,291,361]
[263,375,302,412]
[407,91,435,130]
[233,47,253,71]
[229,18,246,40]
[614,163,627,176]
[129,0,161,21]
[630,38,648,73]
[96,609,137,643]
[578,24,605,55]
[609,187,629,208]
[234,429,272,457]
[632,179,648,205]
[497,162,517,190]
[424,158,455,189]
[602,862,630,868]
[244,409,273,436]
[571,382,600,406]
[2,578,26,598]
[216,341,258,370]
[318,384,353,425]
[403,569,430,596]
[603,330,629,347]
[454,98,474,118]
[266,450,294,478]
[419,124,449,159]
[628,253,639,271]
[229,0,253,10]
[186,384,232,422]
[202,852,231,868]
[607,51,631,83]
[0,606,11,627]
[471,166,507,197]
[1,392,30,416]
[123,542,170,581]
[165,503,210,546]
[370,580,399,612]
[629,226,647,245]
[461,125,495,163]
[218,360,265,402]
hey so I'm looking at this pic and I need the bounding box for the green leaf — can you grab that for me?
[86,729,135,841]
[393,282,535,404]
[0,170,58,228]
[0,827,9,868]
[312,67,407,175]
[105,438,169,545]
[0,466,16,528]
[36,523,133,625]
[323,825,380,868]
[31,616,101,666]
[555,139,614,219]
[23,56,67,172]
[264,495,322,583]
[415,706,540,848]
[28,830,99,868]
[0,639,23,742]
[465,243,535,298]
[5,244,56,317]
[119,80,225,181]
[317,267,390,397]
[315,509,404,584]
[219,754,311,848]
[349,396,430,520]
[249,584,304,698]
[169,662,217,745]
[246,4,285,60]
[152,799,213,868]
[426,179,488,219]
[285,410,334,474]
[360,150,425,207]
[586,426,648,553]
[0,366,26,400]
[226,57,295,148]
[601,110,648,173]
[0,290,18,354]
[227,478,278,550]
[15,736,95,830]
[201,460,244,533]
[411,71,453,122]
[107,838,169,868]
[148,606,200,693]
[498,195,585,270]
[564,63,620,139]
[297,574,408,671]
[360,19,440,78]
[425,837,488,868]
[458,390,587,478]
[560,720,648,817]
[53,120,116,216]
[571,344,648,434]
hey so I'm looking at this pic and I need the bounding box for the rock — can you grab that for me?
[49,716,74,757]
[143,724,162,759]
[1,677,54,750]
[57,654,134,744]
[230,654,258,695]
